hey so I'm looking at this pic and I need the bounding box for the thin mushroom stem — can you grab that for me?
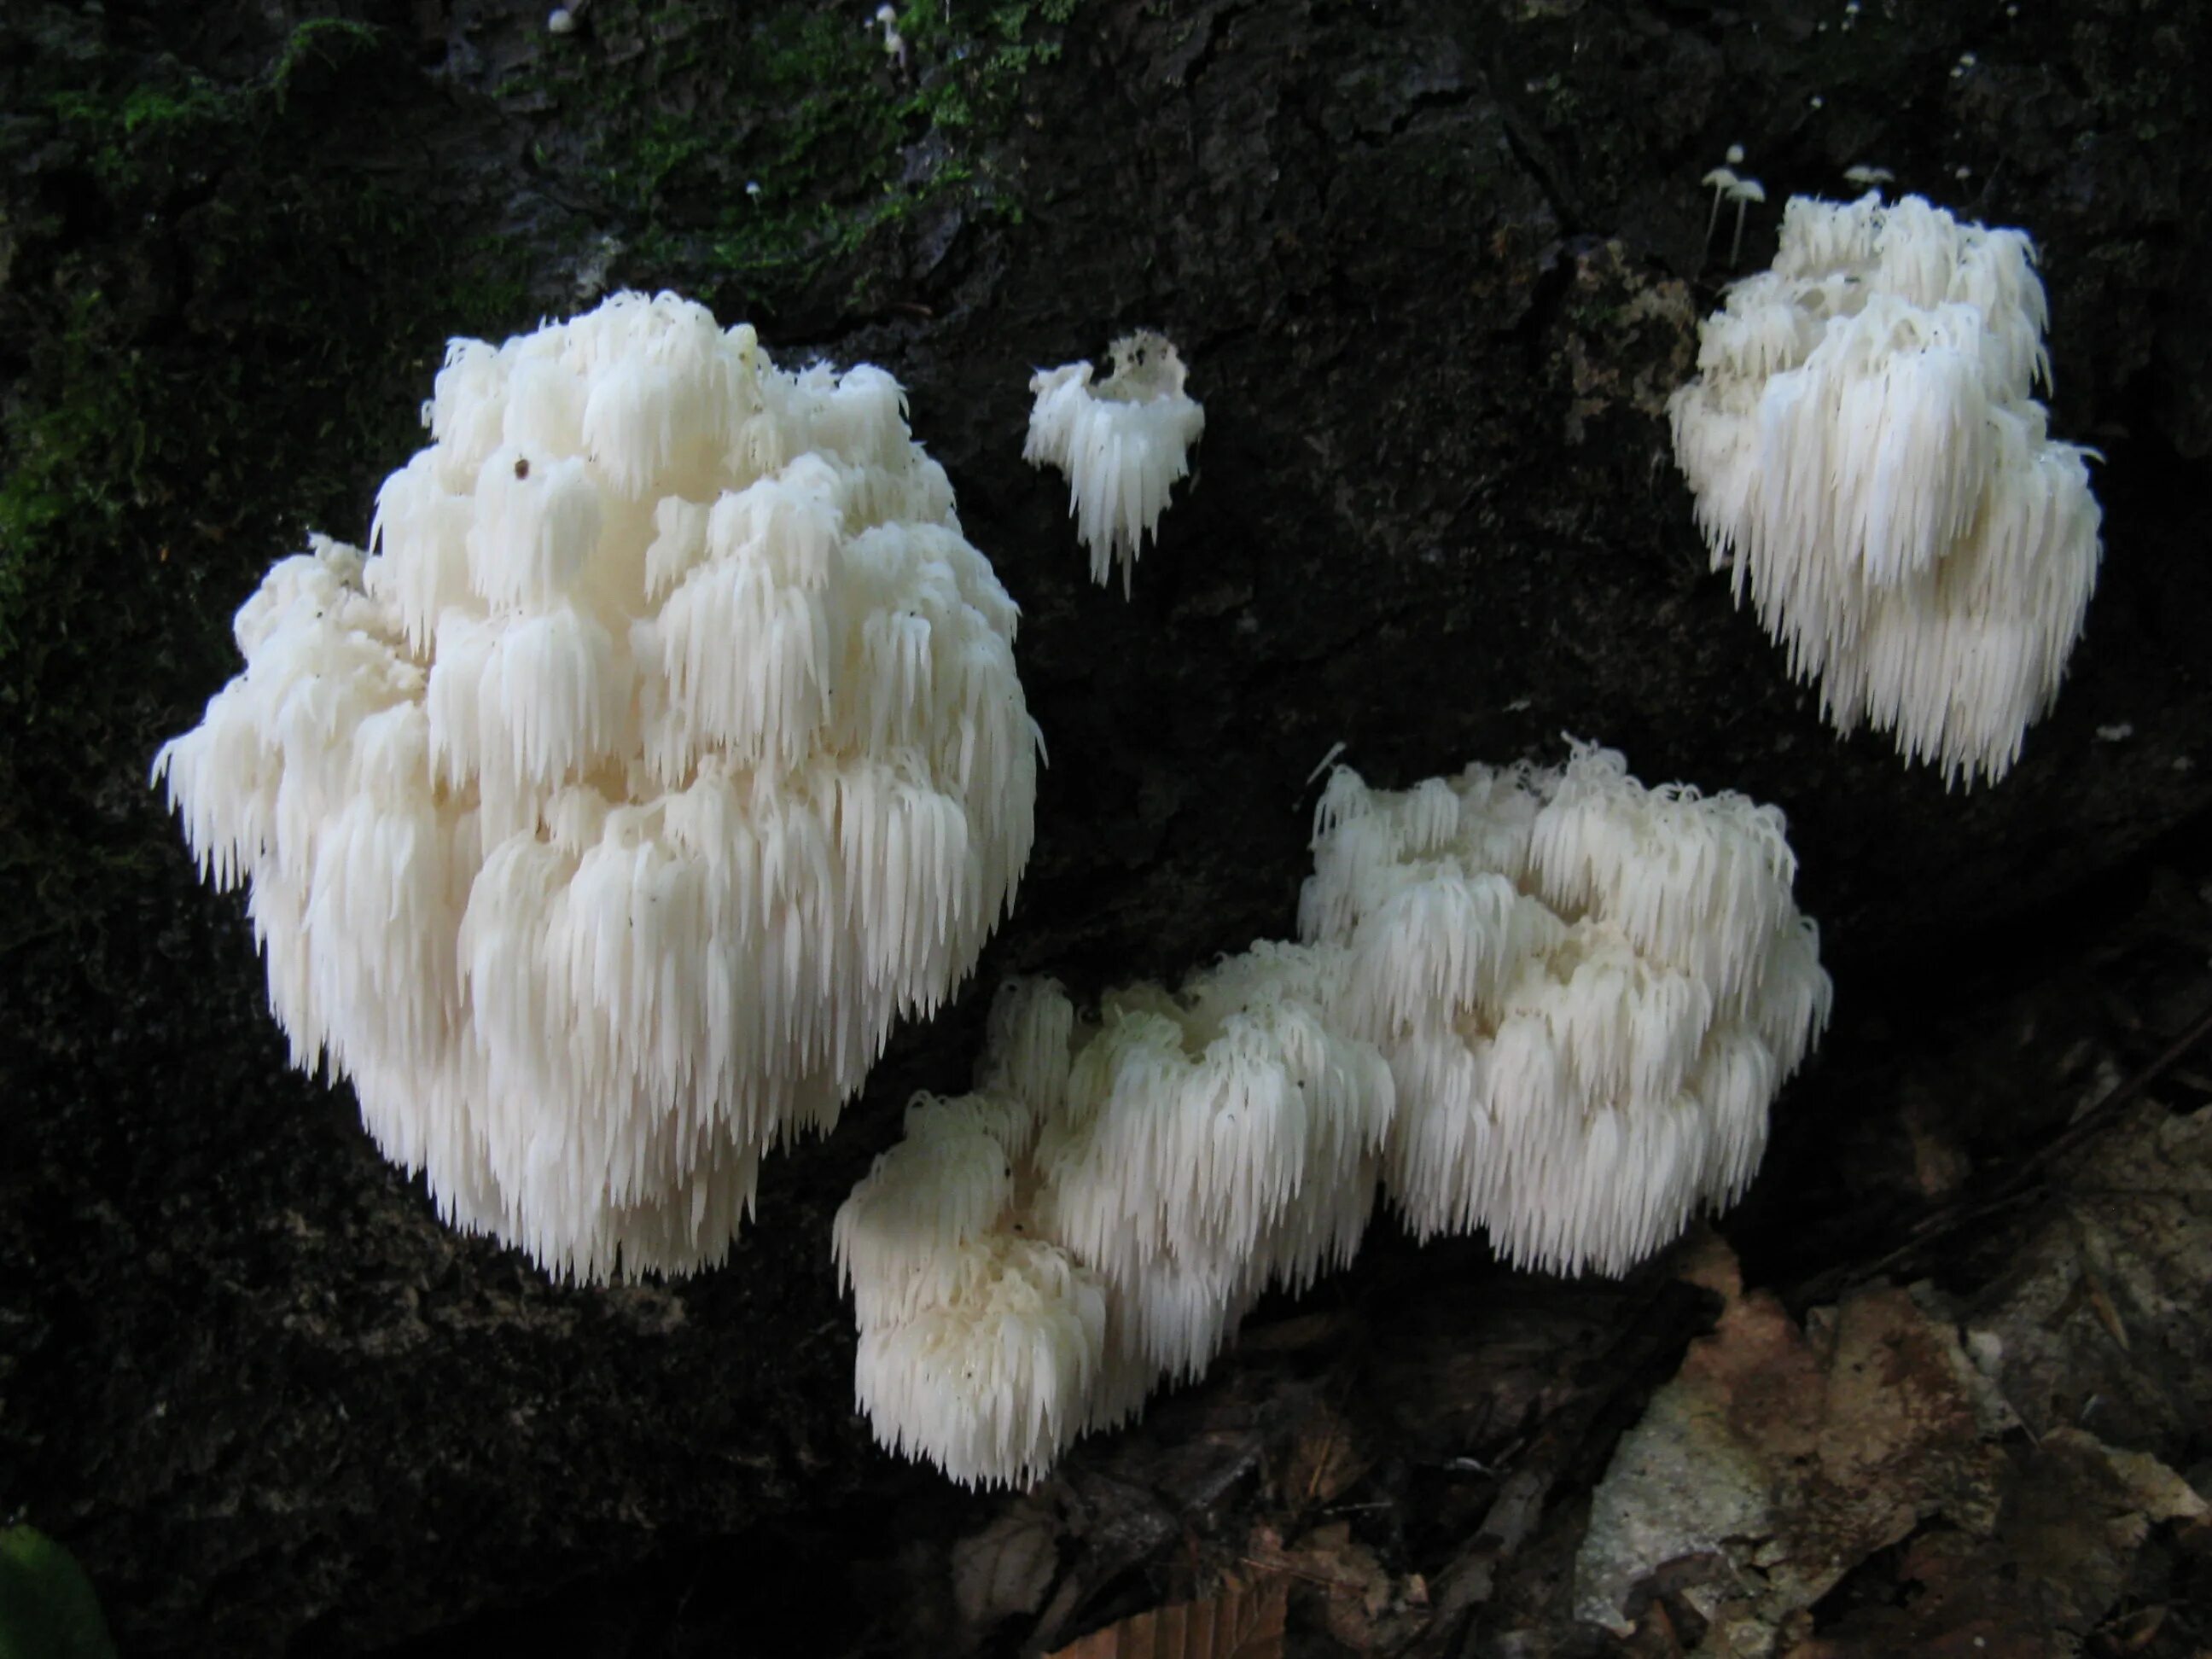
[1701,167,1738,249]
[1726,178,1766,265]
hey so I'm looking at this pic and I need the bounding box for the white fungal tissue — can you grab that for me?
[1669,192,2103,786]
[154,291,1042,1282]
[835,951,1395,1487]
[1299,743,1831,1277]
[1024,330,1205,597]
[841,742,1829,1487]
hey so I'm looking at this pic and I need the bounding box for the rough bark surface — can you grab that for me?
[3,1,2208,1653]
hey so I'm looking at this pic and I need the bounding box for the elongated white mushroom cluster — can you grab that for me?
[1298,744,1831,1276]
[835,952,1394,1487]
[1669,192,2103,785]
[1024,331,1205,597]
[154,291,1041,1281]
[841,743,1829,1487]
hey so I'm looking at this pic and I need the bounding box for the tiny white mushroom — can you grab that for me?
[874,4,908,71]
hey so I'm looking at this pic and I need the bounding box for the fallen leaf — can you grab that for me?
[1278,1405,1367,1511]
[1247,1521,1430,1651]
[1575,1246,2002,1636]
[1045,1572,1289,1659]
[952,1499,1061,1633]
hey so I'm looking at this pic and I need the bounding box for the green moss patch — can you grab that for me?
[0,15,508,956]
[507,0,1079,306]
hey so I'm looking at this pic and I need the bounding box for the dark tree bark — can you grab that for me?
[3,1,2208,1652]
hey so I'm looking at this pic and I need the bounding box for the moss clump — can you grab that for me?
[509,0,1080,306]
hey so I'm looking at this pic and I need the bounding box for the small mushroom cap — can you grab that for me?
[1729,178,1767,203]
[1702,166,1739,189]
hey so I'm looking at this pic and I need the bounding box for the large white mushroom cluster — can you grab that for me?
[1298,744,1831,1276]
[840,743,1829,1487]
[1669,192,2103,785]
[154,291,1041,1281]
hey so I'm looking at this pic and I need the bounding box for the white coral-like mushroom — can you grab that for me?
[835,952,1394,1487]
[1669,192,2103,786]
[154,290,1041,1281]
[1023,331,1206,597]
[854,1230,1106,1489]
[1298,742,1831,1277]
[839,744,1827,1487]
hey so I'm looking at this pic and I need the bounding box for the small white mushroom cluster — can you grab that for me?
[1297,744,1831,1276]
[1024,331,1206,597]
[1701,162,1767,265]
[835,949,1394,1487]
[1669,193,2103,786]
[154,291,1041,1281]
[841,743,1828,1486]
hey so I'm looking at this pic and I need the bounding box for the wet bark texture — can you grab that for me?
[3,1,2209,1653]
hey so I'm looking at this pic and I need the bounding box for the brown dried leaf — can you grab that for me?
[1586,1203,2212,1659]
[1246,1521,1431,1652]
[952,1500,1061,1633]
[1576,1244,2003,1636]
[1045,1572,1289,1659]
[1782,1427,2209,1655]
[1278,1406,1368,1511]
[1968,1103,2212,1448]
[2078,1260,2133,1353]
